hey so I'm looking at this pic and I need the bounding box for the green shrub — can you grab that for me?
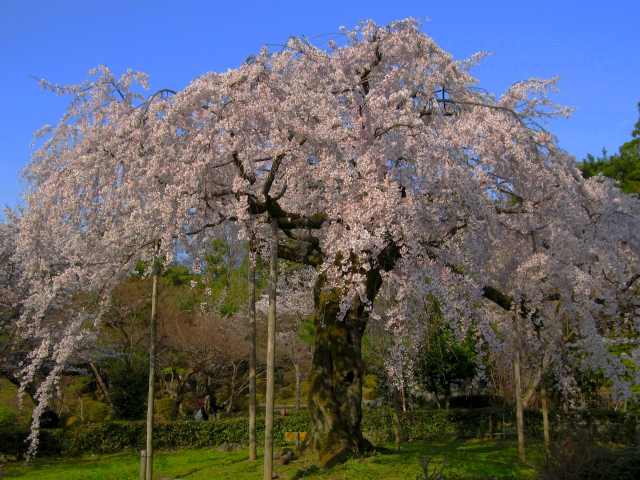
[0,405,18,428]
[536,429,640,480]
[155,397,176,421]
[80,397,112,422]
[363,374,379,389]
[109,363,148,420]
[0,426,30,457]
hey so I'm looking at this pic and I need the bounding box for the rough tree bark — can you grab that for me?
[300,274,372,467]
[299,244,399,467]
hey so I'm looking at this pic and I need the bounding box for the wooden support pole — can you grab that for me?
[139,450,146,480]
[145,240,159,480]
[393,386,402,451]
[514,342,526,462]
[263,219,278,480]
[535,329,550,449]
[248,237,257,462]
[541,373,550,448]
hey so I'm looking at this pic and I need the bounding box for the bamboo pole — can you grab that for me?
[145,240,159,480]
[295,363,301,411]
[248,236,257,461]
[139,450,146,480]
[540,368,550,448]
[393,386,402,451]
[535,329,550,448]
[514,338,526,462]
[263,220,278,480]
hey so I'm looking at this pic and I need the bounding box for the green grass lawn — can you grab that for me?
[2,438,541,479]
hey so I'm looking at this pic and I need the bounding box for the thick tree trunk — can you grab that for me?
[300,274,374,467]
[282,239,399,467]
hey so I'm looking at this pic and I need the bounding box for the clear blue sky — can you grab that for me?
[1,0,639,213]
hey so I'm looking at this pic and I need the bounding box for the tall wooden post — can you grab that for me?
[294,363,301,411]
[535,328,550,448]
[145,240,159,480]
[540,361,550,447]
[514,337,526,462]
[393,386,402,451]
[263,220,278,479]
[139,450,146,480]
[248,236,257,461]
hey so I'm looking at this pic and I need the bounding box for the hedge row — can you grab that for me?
[362,408,639,444]
[1,407,636,458]
[0,410,309,458]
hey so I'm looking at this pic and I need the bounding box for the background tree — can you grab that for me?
[580,101,640,195]
[413,314,477,410]
[161,311,250,419]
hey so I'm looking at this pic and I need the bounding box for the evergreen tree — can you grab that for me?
[580,102,640,195]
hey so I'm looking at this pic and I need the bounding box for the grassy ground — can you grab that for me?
[1,438,541,479]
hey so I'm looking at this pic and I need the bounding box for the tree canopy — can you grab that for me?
[13,19,640,462]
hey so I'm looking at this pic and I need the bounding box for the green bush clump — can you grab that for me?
[362,407,522,442]
[109,362,148,420]
[0,405,19,428]
[155,397,176,421]
[0,427,65,459]
[536,430,640,480]
[80,397,112,422]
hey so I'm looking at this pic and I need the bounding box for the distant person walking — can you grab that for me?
[195,397,209,421]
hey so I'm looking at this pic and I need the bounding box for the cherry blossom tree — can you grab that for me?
[0,211,31,390]
[16,68,190,459]
[17,19,640,466]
